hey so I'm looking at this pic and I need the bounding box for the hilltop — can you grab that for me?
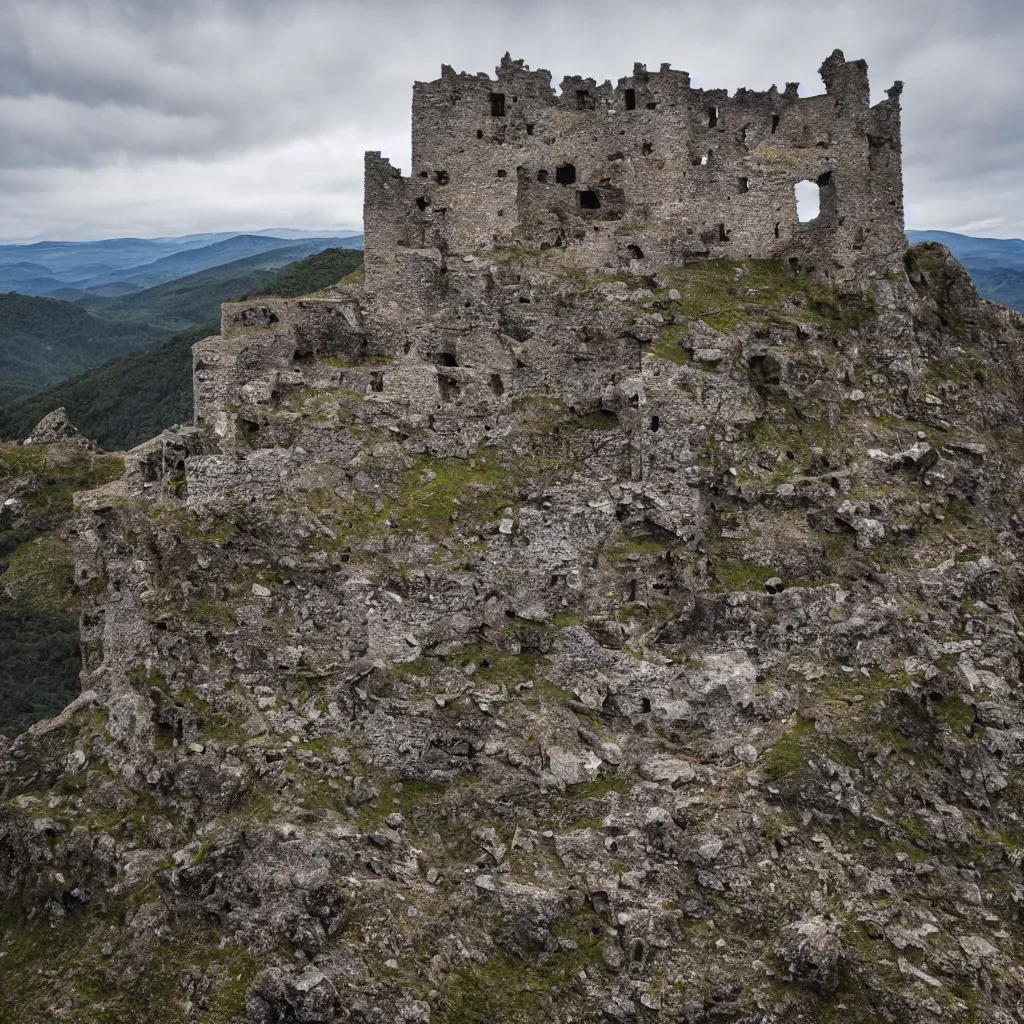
[2,49,1024,1024]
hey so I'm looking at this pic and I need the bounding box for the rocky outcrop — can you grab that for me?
[1,237,1023,1022]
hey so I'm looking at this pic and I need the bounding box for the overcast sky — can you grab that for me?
[0,0,1020,242]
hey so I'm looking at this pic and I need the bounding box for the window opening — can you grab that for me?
[626,243,644,260]
[415,197,428,211]
[370,372,384,393]
[771,114,780,134]
[645,101,657,110]
[641,141,653,155]
[496,168,507,178]
[435,170,449,185]
[576,90,593,110]
[718,223,729,242]
[650,415,660,432]
[555,163,577,185]
[708,106,718,127]
[436,352,457,367]
[489,373,505,397]
[738,177,749,194]
[489,93,506,117]
[526,123,534,135]
[641,697,652,712]
[774,221,781,238]
[536,169,549,183]
[624,88,636,110]
[476,129,483,139]
[578,190,600,209]
[794,179,820,222]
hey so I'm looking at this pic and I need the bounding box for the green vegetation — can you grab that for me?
[642,259,876,361]
[0,606,80,737]
[0,292,165,405]
[0,248,364,451]
[0,444,125,736]
[437,908,607,1023]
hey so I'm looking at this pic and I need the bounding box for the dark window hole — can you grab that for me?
[576,90,592,110]
[578,189,600,209]
[738,177,749,194]
[650,415,660,432]
[536,169,549,183]
[645,101,657,110]
[708,106,718,127]
[489,373,505,396]
[556,163,576,185]
[489,93,505,117]
[771,114,780,133]
[415,196,428,212]
[437,353,457,367]
[718,223,729,242]
[626,243,644,260]
[476,129,483,139]
[496,169,507,178]
[436,170,449,185]
[642,141,653,155]
[641,697,652,713]
[624,88,636,110]
[526,123,534,135]
[370,372,384,393]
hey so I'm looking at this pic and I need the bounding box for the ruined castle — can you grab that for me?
[365,49,905,291]
[13,40,1024,1024]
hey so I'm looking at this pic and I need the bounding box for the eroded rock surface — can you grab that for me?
[3,52,1024,1024]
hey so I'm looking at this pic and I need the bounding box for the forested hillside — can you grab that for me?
[0,293,164,405]
[0,247,363,451]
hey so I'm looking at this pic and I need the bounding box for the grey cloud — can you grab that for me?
[0,0,1022,240]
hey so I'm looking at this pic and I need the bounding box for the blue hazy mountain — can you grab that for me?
[907,230,1024,312]
[0,230,362,296]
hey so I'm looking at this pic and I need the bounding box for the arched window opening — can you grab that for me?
[626,243,644,260]
[794,180,820,222]
[556,163,577,185]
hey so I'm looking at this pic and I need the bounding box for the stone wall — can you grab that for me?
[364,49,905,292]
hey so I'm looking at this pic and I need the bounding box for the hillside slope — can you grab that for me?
[0,293,165,405]
[0,247,363,451]
[2,243,1024,1021]
[907,230,1024,312]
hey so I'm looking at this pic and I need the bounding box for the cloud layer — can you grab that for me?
[1,0,1021,241]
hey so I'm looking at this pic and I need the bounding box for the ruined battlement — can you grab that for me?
[364,49,905,291]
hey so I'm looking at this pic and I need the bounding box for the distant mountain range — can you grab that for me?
[906,230,1024,313]
[0,230,363,297]
[0,243,362,406]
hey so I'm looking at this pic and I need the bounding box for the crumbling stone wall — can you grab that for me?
[364,49,904,292]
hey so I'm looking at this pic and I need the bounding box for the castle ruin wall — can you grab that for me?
[364,49,904,292]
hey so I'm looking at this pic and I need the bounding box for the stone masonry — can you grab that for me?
[364,49,905,294]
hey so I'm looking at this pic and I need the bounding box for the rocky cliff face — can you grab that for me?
[3,243,1024,1023]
